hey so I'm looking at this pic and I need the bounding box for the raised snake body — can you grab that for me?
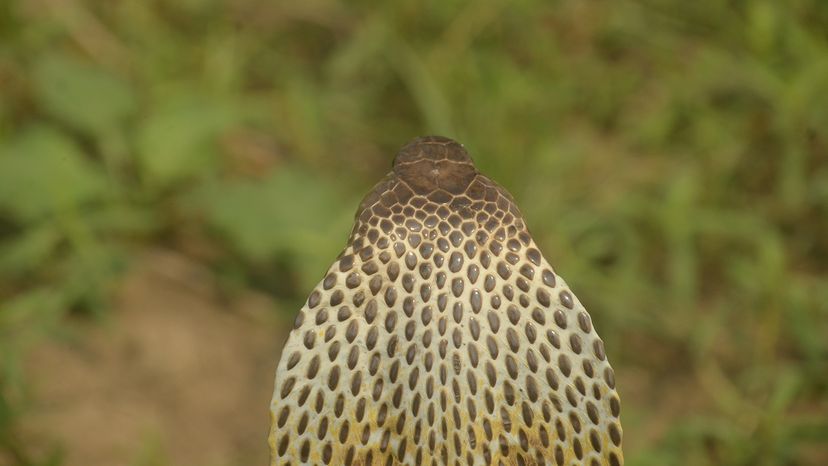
[269,136,623,466]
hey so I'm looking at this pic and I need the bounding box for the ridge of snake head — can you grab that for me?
[392,135,478,196]
[353,136,521,230]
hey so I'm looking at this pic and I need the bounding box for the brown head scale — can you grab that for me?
[392,136,478,196]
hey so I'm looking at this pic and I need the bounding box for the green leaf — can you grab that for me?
[0,226,60,278]
[137,95,236,189]
[32,53,136,135]
[0,126,107,221]
[189,167,355,288]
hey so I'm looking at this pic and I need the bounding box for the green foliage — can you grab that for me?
[0,127,107,221]
[137,94,237,189]
[32,53,136,137]
[189,168,356,289]
[0,0,826,464]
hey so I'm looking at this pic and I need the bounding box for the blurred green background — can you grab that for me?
[1,0,827,465]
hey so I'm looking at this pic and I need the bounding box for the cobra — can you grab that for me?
[269,136,623,466]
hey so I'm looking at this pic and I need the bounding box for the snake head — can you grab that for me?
[393,136,478,196]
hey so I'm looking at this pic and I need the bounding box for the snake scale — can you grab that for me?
[269,136,623,466]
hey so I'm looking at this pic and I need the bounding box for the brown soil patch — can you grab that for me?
[21,251,289,466]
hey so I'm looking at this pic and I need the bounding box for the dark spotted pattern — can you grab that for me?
[270,136,623,466]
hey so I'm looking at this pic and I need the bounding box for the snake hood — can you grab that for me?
[269,136,623,466]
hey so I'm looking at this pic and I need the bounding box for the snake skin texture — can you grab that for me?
[269,136,623,466]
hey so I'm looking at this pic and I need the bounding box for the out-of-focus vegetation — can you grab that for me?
[1,0,827,465]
